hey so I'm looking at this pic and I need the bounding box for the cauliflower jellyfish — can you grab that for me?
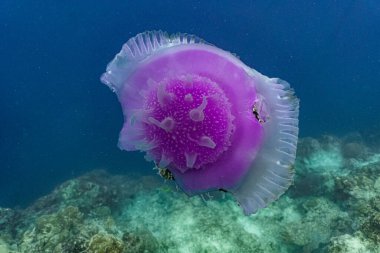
[101,31,299,215]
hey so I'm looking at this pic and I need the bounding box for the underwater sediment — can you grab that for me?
[0,134,379,253]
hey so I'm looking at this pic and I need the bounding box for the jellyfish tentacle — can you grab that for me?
[189,96,208,122]
[187,134,216,149]
[148,116,176,133]
[184,152,198,169]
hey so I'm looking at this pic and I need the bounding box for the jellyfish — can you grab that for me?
[101,31,299,215]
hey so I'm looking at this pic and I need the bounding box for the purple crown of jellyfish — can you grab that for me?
[101,31,299,215]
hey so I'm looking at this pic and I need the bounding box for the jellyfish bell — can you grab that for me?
[101,31,299,215]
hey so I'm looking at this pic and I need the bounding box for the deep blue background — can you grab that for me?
[1,0,379,207]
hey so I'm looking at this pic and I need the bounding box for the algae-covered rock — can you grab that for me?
[0,239,19,253]
[361,212,380,242]
[280,197,350,251]
[88,233,124,253]
[120,189,269,252]
[328,232,380,253]
[291,136,344,198]
[122,230,160,253]
[19,206,88,253]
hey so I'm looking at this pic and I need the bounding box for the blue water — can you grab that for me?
[1,0,379,207]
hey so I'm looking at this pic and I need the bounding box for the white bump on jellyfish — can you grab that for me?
[198,136,216,149]
[148,116,176,132]
[157,82,174,107]
[184,93,193,102]
[188,134,216,149]
[159,152,172,167]
[189,96,208,122]
[184,152,198,168]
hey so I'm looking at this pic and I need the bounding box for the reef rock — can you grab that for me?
[0,135,379,252]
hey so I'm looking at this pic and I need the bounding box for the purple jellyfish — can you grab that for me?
[101,31,299,215]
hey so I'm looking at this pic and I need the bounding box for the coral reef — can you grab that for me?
[0,171,162,253]
[328,232,378,253]
[122,230,160,253]
[0,134,379,252]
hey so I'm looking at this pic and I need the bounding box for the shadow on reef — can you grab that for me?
[0,133,380,253]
